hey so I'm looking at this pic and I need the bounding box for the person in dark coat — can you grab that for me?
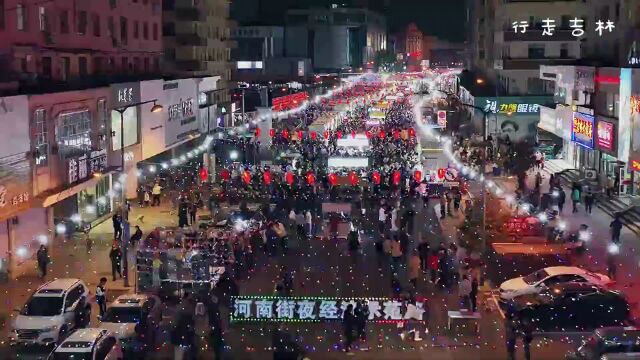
[342,304,356,353]
[470,275,479,312]
[505,311,517,360]
[610,215,623,243]
[178,200,189,228]
[109,244,123,281]
[130,225,143,247]
[36,245,49,279]
[354,301,370,350]
[417,240,430,272]
[556,187,566,213]
[112,213,122,240]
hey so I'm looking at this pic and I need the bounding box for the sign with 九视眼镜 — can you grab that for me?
[230,296,427,323]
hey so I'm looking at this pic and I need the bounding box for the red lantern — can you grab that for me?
[393,129,400,140]
[336,131,343,139]
[311,131,317,140]
[323,131,329,140]
[372,171,381,185]
[351,130,356,139]
[263,170,272,185]
[282,129,289,139]
[408,127,416,137]
[269,128,275,137]
[392,170,401,186]
[349,171,358,186]
[199,168,208,181]
[297,130,304,140]
[220,169,230,181]
[437,168,446,180]
[328,173,338,186]
[306,172,315,185]
[285,172,294,185]
[378,130,385,139]
[255,128,261,137]
[365,131,372,139]
[242,170,251,185]
[414,170,422,182]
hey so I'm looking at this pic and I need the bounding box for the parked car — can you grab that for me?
[499,266,613,300]
[99,294,161,355]
[11,278,91,346]
[508,283,630,332]
[48,328,123,360]
[566,327,640,359]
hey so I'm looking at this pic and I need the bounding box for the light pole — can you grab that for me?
[113,100,163,287]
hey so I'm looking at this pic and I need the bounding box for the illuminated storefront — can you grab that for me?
[571,111,597,171]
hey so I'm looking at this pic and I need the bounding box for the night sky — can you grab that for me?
[232,0,466,42]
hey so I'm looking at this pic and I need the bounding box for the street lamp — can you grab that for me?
[476,78,485,85]
[113,99,162,288]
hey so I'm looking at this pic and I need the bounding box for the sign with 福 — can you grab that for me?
[230,296,427,323]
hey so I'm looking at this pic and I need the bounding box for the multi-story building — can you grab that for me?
[470,0,588,95]
[284,5,387,72]
[0,0,163,94]
[162,0,233,109]
[391,23,423,71]
[231,26,312,82]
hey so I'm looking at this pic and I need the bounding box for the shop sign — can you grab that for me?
[631,160,640,172]
[110,82,141,108]
[483,100,540,114]
[572,112,595,149]
[437,110,447,128]
[632,96,640,114]
[67,149,107,185]
[167,98,194,122]
[596,121,615,152]
[230,296,426,323]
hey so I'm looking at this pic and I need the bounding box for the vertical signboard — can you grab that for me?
[596,120,615,153]
[572,112,595,149]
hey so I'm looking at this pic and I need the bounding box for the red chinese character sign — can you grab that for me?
[572,112,595,149]
[596,121,614,152]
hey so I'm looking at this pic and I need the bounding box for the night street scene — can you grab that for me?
[3,0,640,359]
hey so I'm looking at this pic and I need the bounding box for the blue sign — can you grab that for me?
[571,112,595,149]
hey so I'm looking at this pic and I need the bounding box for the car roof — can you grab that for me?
[35,278,81,296]
[110,294,149,308]
[56,329,108,352]
[544,266,586,276]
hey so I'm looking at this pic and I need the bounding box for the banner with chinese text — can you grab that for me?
[230,296,427,323]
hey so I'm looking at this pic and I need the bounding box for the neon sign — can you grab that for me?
[572,112,595,149]
[596,121,614,152]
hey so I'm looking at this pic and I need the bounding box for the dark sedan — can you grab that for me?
[508,283,631,332]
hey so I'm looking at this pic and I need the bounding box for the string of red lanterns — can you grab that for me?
[215,169,424,187]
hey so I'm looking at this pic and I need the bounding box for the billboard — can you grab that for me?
[596,120,615,153]
[572,112,595,149]
[163,79,199,147]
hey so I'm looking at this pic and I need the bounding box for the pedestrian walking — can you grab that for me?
[378,206,387,235]
[295,211,305,240]
[112,213,122,240]
[96,277,107,320]
[109,244,123,281]
[143,189,151,207]
[152,182,162,206]
[417,239,430,272]
[189,201,198,226]
[453,190,462,212]
[610,215,623,243]
[458,275,472,310]
[557,187,566,213]
[428,250,439,283]
[390,236,403,276]
[354,301,369,351]
[305,210,313,236]
[342,304,356,354]
[571,187,581,213]
[36,245,49,279]
[470,274,479,312]
[520,316,534,360]
[439,194,446,219]
[408,250,421,289]
[584,189,595,214]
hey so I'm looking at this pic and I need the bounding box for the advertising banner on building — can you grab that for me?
[475,96,553,142]
[230,296,426,323]
[0,95,32,220]
[596,120,615,154]
[163,79,199,147]
[572,112,595,149]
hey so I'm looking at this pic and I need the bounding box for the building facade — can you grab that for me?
[284,6,387,72]
[0,0,163,94]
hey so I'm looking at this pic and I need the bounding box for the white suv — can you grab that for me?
[48,328,123,360]
[11,278,91,346]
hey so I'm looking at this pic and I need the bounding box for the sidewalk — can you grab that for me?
[492,169,640,318]
[0,202,180,342]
